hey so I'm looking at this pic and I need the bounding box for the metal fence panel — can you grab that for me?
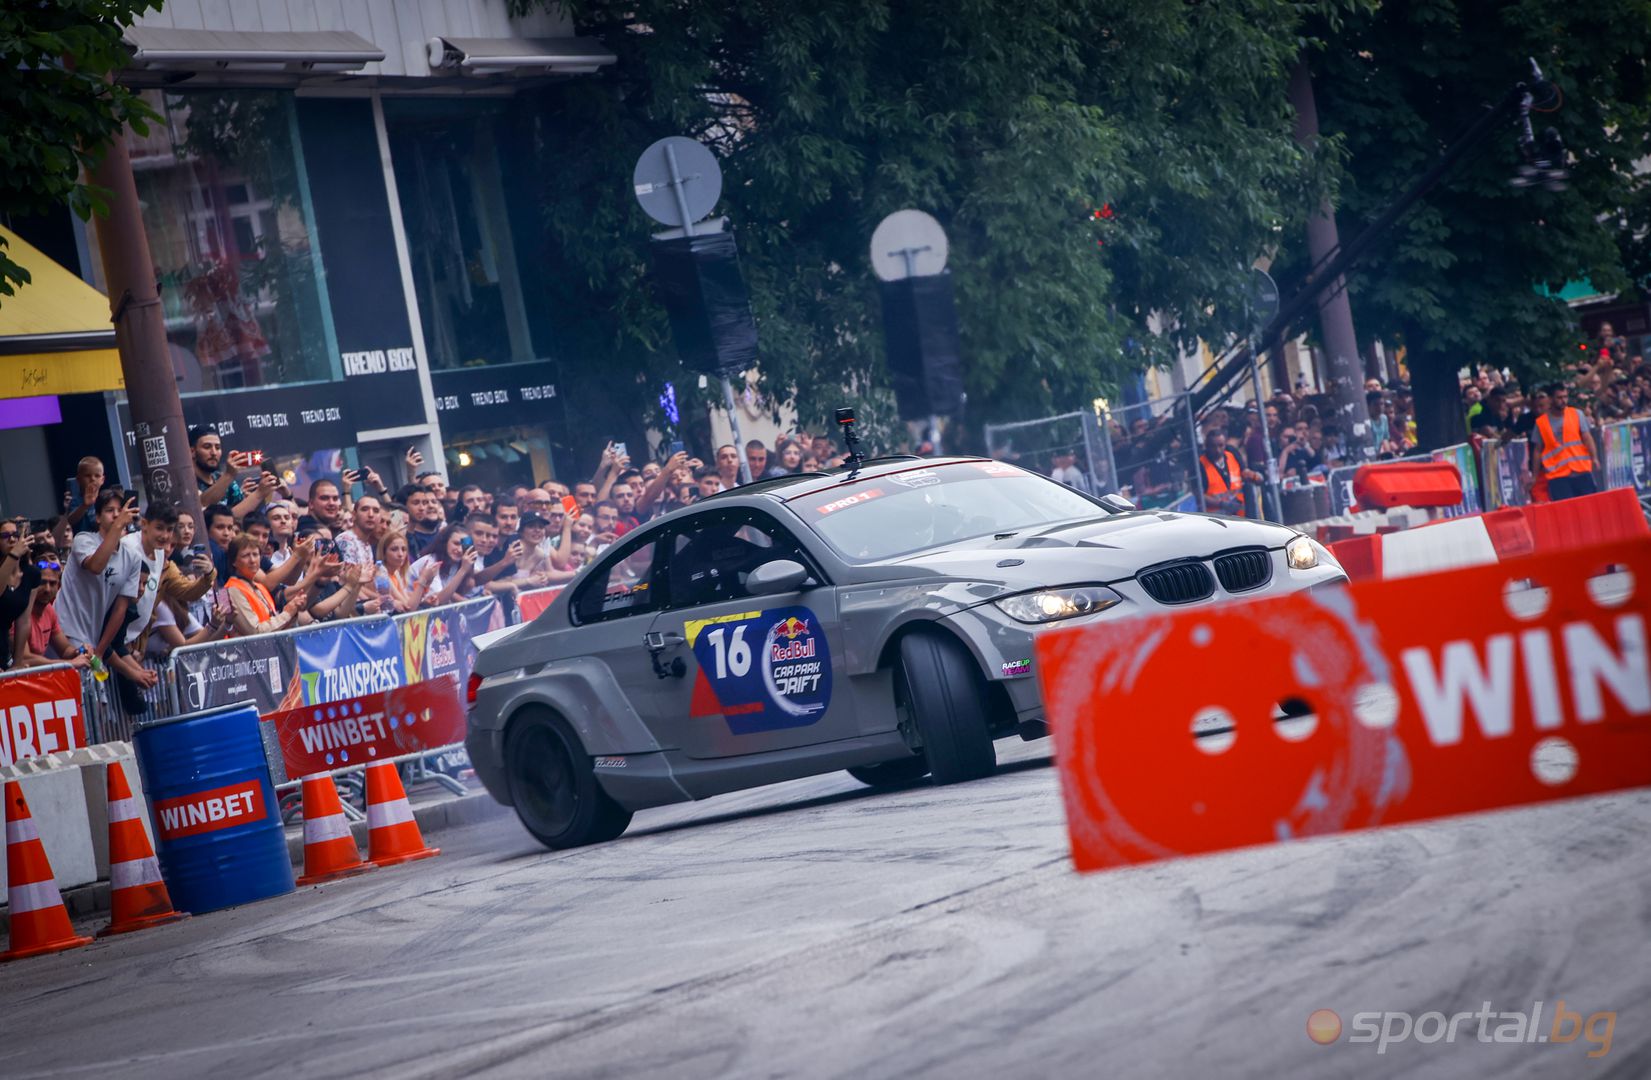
[985,411,1116,496]
[1101,395,1202,512]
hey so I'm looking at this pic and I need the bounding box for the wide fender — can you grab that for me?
[472,655,668,757]
[837,581,1005,676]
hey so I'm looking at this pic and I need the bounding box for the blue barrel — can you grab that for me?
[134,702,294,914]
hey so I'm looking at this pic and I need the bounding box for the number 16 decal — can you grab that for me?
[684,606,834,733]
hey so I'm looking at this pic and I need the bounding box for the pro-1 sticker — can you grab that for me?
[684,606,833,733]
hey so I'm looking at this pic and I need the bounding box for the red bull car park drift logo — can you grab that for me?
[687,606,834,734]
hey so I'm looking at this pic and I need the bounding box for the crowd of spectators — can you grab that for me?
[1463,322,1651,440]
[0,426,856,708]
[1076,321,1651,510]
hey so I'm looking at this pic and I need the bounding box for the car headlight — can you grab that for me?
[993,585,1124,624]
[1286,535,1323,570]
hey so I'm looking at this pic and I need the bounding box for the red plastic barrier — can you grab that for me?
[1328,533,1382,582]
[1037,538,1651,873]
[1523,486,1649,553]
[1352,460,1464,510]
[1328,488,1647,582]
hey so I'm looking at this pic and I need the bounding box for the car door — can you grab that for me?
[645,507,856,760]
[564,530,672,741]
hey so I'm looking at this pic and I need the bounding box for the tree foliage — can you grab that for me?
[516,0,1335,450]
[1302,0,1651,446]
[0,0,158,301]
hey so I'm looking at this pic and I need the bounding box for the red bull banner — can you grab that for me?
[265,676,467,778]
[0,667,88,768]
[1036,539,1651,872]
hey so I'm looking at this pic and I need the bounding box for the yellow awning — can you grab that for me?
[0,225,123,399]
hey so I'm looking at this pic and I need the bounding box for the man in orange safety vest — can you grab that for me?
[1200,430,1260,516]
[1528,383,1597,502]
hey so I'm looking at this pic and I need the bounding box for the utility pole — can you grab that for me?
[89,127,203,534]
[1289,59,1373,463]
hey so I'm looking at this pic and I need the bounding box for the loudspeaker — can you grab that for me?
[649,229,759,375]
[879,273,965,420]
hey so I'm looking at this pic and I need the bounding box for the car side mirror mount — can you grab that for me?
[1098,493,1136,513]
[747,558,810,596]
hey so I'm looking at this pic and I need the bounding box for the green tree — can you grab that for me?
[1303,0,1651,447]
[516,0,1333,455]
[0,0,158,300]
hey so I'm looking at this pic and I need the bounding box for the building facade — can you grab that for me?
[1,0,612,515]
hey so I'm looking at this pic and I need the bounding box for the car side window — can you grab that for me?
[572,537,660,624]
[662,510,810,611]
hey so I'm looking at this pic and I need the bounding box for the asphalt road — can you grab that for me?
[3,739,1648,1080]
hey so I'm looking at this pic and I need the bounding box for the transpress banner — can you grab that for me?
[289,618,405,710]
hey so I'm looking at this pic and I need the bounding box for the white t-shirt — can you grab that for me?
[56,530,143,648]
[120,534,167,645]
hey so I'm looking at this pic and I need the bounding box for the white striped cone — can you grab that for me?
[3,780,93,961]
[364,763,438,867]
[295,774,374,886]
[99,766,188,936]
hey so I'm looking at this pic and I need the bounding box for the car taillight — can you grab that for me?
[466,671,483,706]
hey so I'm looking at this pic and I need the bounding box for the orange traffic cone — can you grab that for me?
[2,780,93,962]
[364,763,439,868]
[98,765,188,937]
[295,774,375,886]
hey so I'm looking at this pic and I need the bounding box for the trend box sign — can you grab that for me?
[0,667,86,768]
[293,619,405,707]
[685,606,833,734]
[1036,538,1651,873]
[266,676,467,777]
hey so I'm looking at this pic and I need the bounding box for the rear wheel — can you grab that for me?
[846,755,930,788]
[897,631,996,784]
[505,711,632,849]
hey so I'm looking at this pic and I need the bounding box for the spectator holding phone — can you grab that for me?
[191,427,267,520]
[408,524,479,607]
[55,490,141,651]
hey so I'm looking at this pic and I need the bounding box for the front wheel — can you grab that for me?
[505,711,632,849]
[847,755,930,788]
[897,632,996,784]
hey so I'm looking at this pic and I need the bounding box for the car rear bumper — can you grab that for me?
[465,725,511,807]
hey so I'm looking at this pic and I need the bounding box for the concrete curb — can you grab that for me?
[49,791,511,921]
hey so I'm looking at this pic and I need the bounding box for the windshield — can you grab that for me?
[788,461,1105,561]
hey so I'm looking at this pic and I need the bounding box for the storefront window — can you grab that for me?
[384,99,548,371]
[101,90,333,391]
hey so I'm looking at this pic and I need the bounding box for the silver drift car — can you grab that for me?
[466,456,1347,848]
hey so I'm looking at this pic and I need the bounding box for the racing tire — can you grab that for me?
[505,711,632,850]
[897,631,996,784]
[846,755,930,788]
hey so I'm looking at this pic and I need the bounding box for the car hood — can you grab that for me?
[875,511,1297,591]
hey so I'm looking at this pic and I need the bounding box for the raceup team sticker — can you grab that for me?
[685,605,833,734]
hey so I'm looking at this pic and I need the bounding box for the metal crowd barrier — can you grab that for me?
[156,600,501,802]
